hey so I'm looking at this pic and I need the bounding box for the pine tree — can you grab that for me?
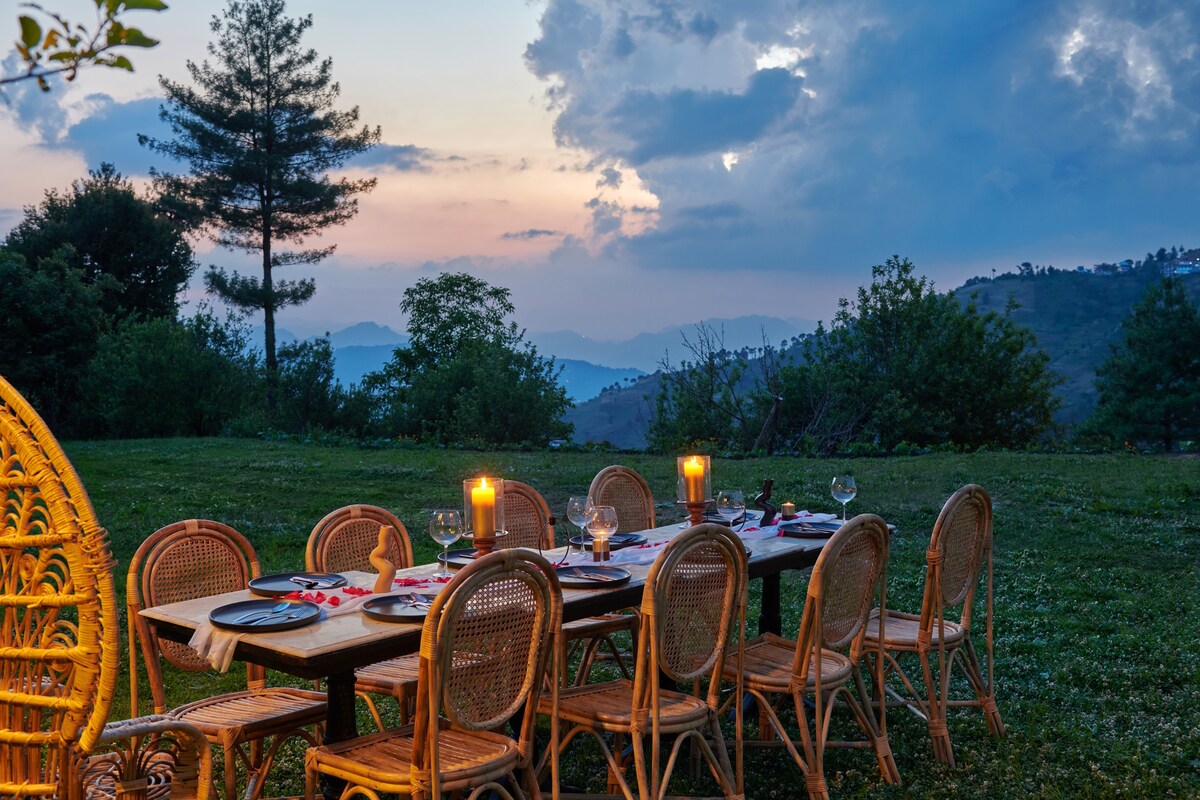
[1091,278,1200,450]
[140,0,379,410]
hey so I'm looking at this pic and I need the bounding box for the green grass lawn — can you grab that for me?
[65,438,1200,798]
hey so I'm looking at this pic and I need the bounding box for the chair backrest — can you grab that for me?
[588,465,655,534]
[0,376,118,796]
[411,549,560,794]
[794,514,889,680]
[635,524,747,705]
[127,520,261,714]
[499,480,554,550]
[305,504,413,573]
[922,484,992,629]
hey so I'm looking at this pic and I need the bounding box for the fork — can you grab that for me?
[233,602,288,623]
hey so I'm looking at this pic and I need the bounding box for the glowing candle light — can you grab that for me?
[683,456,705,504]
[471,477,496,536]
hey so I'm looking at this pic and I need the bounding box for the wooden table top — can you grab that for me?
[140,521,826,680]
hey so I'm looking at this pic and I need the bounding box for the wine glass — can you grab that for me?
[566,496,595,559]
[429,510,463,579]
[714,490,746,529]
[587,506,619,556]
[831,475,857,522]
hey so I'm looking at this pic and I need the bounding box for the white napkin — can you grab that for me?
[608,540,671,565]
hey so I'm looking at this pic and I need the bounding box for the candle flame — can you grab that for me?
[687,456,700,467]
[480,476,489,488]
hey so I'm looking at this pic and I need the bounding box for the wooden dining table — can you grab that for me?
[140,518,828,799]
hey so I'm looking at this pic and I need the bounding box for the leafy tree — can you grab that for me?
[0,247,104,431]
[77,306,258,437]
[790,256,1060,452]
[365,273,572,445]
[4,163,194,321]
[1088,278,1200,450]
[140,0,380,410]
[3,0,165,92]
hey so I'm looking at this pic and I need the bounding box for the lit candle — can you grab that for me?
[471,477,496,536]
[683,456,705,504]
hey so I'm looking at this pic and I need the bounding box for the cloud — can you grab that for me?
[526,1,1200,276]
[347,143,435,172]
[61,95,167,175]
[501,228,563,240]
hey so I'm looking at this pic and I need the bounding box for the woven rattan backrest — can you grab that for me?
[929,485,991,609]
[499,481,553,550]
[588,465,655,534]
[643,523,746,684]
[130,520,258,672]
[0,376,118,795]
[305,504,413,573]
[807,515,889,651]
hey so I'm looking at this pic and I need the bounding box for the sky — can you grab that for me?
[1,0,1197,341]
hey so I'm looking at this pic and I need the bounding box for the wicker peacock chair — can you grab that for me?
[0,375,211,799]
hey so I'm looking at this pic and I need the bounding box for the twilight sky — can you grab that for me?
[1,0,1197,340]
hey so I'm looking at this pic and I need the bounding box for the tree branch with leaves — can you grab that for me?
[4,0,166,92]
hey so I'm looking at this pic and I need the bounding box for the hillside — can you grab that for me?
[955,271,1200,424]
[566,271,1200,445]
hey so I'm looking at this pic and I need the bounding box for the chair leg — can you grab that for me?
[959,638,1006,737]
[918,649,955,766]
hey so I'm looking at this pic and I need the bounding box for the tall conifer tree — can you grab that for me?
[141,0,379,409]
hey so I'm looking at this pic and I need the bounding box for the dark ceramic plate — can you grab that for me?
[567,533,647,551]
[554,565,632,588]
[436,548,482,569]
[361,593,438,622]
[778,520,843,539]
[209,598,320,632]
[248,572,346,597]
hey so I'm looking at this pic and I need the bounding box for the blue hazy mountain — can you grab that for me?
[528,315,817,373]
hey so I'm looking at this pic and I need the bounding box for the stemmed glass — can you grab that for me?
[587,506,619,558]
[714,490,746,529]
[831,475,857,522]
[429,510,463,579]
[564,496,595,562]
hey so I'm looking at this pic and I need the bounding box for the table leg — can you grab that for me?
[758,574,782,636]
[322,670,359,800]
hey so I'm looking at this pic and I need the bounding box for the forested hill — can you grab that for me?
[566,270,1200,446]
[954,271,1200,424]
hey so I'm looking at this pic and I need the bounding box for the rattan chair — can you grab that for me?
[862,484,1004,766]
[499,480,556,551]
[128,519,328,800]
[0,375,212,799]
[723,514,898,800]
[306,504,422,730]
[587,466,656,534]
[543,523,747,800]
[305,503,413,574]
[304,548,561,800]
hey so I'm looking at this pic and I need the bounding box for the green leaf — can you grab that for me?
[119,27,158,48]
[47,51,76,62]
[108,54,133,71]
[121,0,169,10]
[18,16,42,50]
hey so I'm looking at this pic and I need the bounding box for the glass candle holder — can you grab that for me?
[463,477,506,538]
[676,455,712,504]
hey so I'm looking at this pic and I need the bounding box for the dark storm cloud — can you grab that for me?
[527,0,1200,274]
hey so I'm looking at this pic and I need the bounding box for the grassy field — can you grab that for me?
[65,438,1200,798]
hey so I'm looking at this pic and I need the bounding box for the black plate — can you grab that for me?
[248,572,347,597]
[567,533,648,551]
[702,511,748,526]
[778,520,843,539]
[436,548,483,569]
[554,565,632,588]
[361,593,438,622]
[209,598,321,632]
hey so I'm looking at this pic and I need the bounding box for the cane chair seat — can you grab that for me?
[732,633,855,691]
[862,484,1004,767]
[305,549,561,800]
[354,654,422,696]
[863,608,965,649]
[308,724,521,793]
[543,523,748,800]
[551,678,713,732]
[723,515,898,800]
[128,519,326,800]
[171,687,329,743]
